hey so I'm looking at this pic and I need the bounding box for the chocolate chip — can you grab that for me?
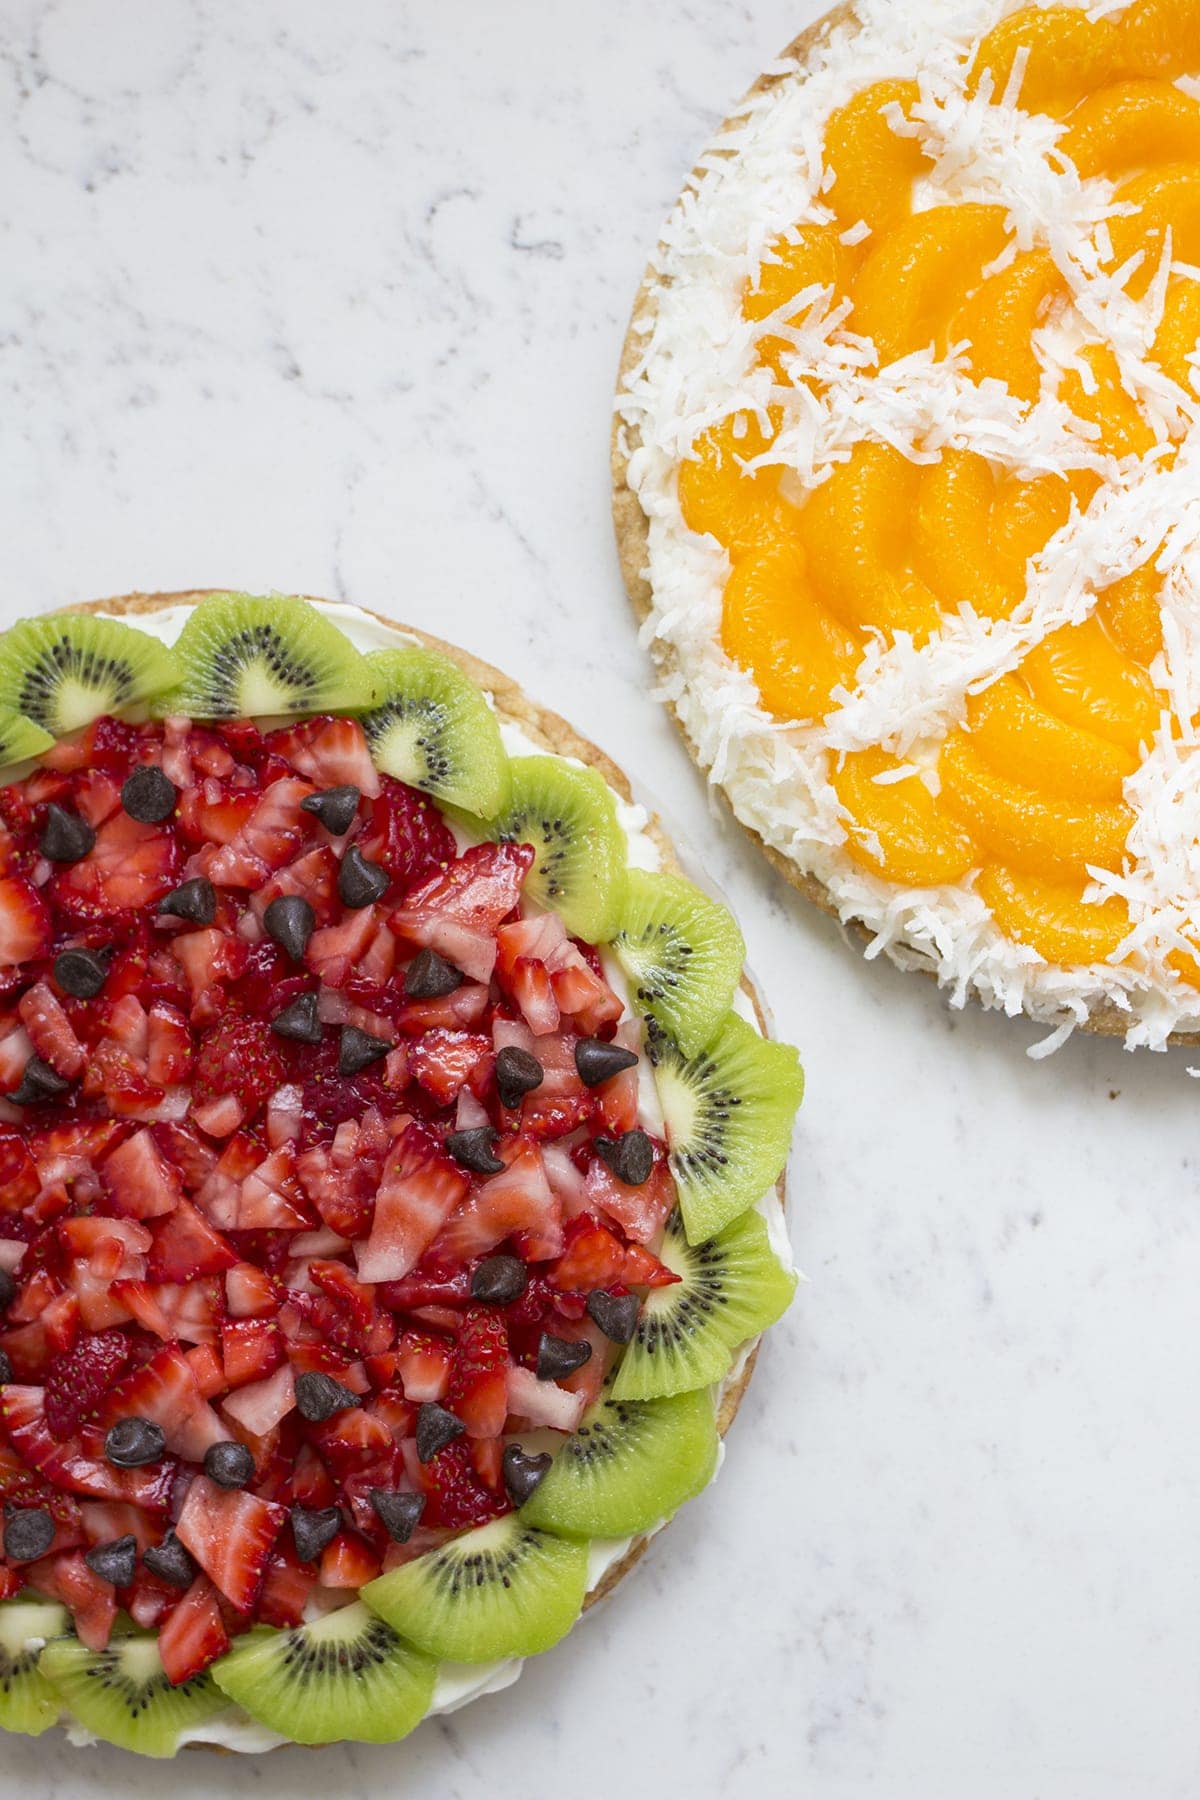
[369,1488,426,1545]
[575,1038,639,1088]
[291,1503,341,1564]
[585,1289,641,1345]
[0,1352,11,1385]
[301,785,360,836]
[10,1056,69,1107]
[39,803,95,864]
[0,1270,15,1312]
[53,947,109,1000]
[338,1025,392,1076]
[403,950,462,999]
[294,1370,359,1423]
[593,1128,654,1187]
[104,1416,166,1468]
[495,1045,543,1110]
[143,1529,196,1589]
[203,1440,255,1489]
[121,766,177,824]
[157,877,216,925]
[415,1401,465,1463]
[337,846,390,910]
[85,1534,138,1587]
[445,1126,504,1175]
[263,894,315,962]
[3,1507,54,1563]
[271,991,323,1044]
[536,1333,593,1381]
[502,1444,552,1507]
[469,1254,528,1307]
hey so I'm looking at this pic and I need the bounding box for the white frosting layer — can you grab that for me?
[616,0,1200,1052]
[64,595,794,1752]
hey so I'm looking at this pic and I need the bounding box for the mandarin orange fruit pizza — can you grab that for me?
[614,0,1200,1050]
[0,594,800,1754]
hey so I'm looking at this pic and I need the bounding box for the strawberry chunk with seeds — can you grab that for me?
[356,776,456,892]
[446,1308,511,1439]
[220,1361,296,1437]
[407,1029,491,1105]
[0,876,51,967]
[18,982,84,1078]
[264,716,380,799]
[355,1124,469,1284]
[225,1262,278,1318]
[54,811,181,915]
[221,1317,285,1388]
[391,842,535,984]
[44,1330,132,1440]
[318,1530,380,1589]
[157,1574,229,1686]
[147,1199,238,1281]
[31,1548,118,1650]
[102,1129,183,1220]
[583,1150,676,1246]
[395,1331,454,1403]
[175,1473,286,1613]
[257,1547,314,1629]
[193,1014,285,1131]
[432,1138,563,1263]
[99,1343,228,1463]
[413,1437,509,1531]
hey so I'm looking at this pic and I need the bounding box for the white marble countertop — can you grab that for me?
[3,1,1200,1795]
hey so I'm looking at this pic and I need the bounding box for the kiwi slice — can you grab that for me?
[362,1514,588,1662]
[0,709,54,772]
[612,869,746,1055]
[39,1628,225,1758]
[650,1011,803,1243]
[611,1206,795,1400]
[0,614,180,735]
[0,1598,67,1736]
[360,646,510,815]
[165,592,377,719]
[487,755,628,941]
[211,1601,435,1746]
[521,1388,719,1539]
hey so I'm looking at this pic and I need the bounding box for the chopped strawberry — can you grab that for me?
[157,1574,230,1685]
[391,842,535,983]
[30,1548,117,1650]
[204,775,316,888]
[0,1129,39,1209]
[318,1530,380,1589]
[3,1386,174,1508]
[356,776,456,892]
[102,1128,183,1220]
[175,1473,286,1613]
[548,1216,632,1292]
[145,1002,192,1086]
[192,1014,285,1131]
[147,1200,238,1281]
[0,877,50,967]
[18,982,84,1078]
[236,1145,313,1231]
[432,1139,563,1263]
[170,927,249,1005]
[583,1148,676,1245]
[257,1546,314,1628]
[177,780,258,849]
[264,717,380,800]
[98,1344,228,1462]
[505,1363,586,1433]
[446,1308,511,1439]
[355,1123,469,1284]
[53,812,180,916]
[407,1029,491,1105]
[44,1330,132,1440]
[221,1317,285,1388]
[220,1361,296,1437]
[414,1438,509,1531]
[395,1331,454,1403]
[225,1262,279,1319]
[185,1341,227,1399]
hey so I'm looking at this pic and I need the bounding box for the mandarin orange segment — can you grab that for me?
[822,80,933,235]
[831,749,978,887]
[976,865,1131,963]
[1151,277,1200,393]
[968,8,1128,114]
[989,471,1088,596]
[1059,345,1156,459]
[1119,0,1200,77]
[1021,617,1160,755]
[850,204,1012,365]
[1059,79,1200,178]
[965,675,1137,802]
[912,451,1014,618]
[952,250,1065,403]
[937,733,1134,876]
[1106,164,1200,296]
[743,225,859,378]
[1095,562,1165,665]
[800,442,942,640]
[720,540,862,722]
[678,410,799,558]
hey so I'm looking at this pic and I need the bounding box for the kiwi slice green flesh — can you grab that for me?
[650,1011,803,1243]
[486,754,627,941]
[0,614,180,735]
[362,1514,588,1663]
[360,646,510,815]
[0,1598,68,1736]
[165,593,376,720]
[211,1601,435,1746]
[0,709,54,772]
[612,869,746,1055]
[521,1388,719,1539]
[611,1206,796,1400]
[39,1629,225,1758]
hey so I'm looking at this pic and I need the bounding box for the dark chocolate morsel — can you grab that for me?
[502,1444,553,1507]
[574,1037,639,1089]
[494,1045,544,1110]
[157,877,217,925]
[536,1333,594,1382]
[143,1529,196,1589]
[121,766,177,824]
[469,1254,528,1307]
[39,803,95,864]
[294,1370,359,1423]
[10,1056,70,1107]
[593,1128,654,1188]
[337,846,390,910]
[53,947,109,1000]
[445,1126,505,1176]
[291,1503,342,1564]
[203,1440,256,1489]
[84,1534,138,1587]
[300,785,360,836]
[3,1507,55,1564]
[414,1402,466,1463]
[263,894,316,962]
[104,1416,166,1468]
[403,950,462,999]
[338,1025,393,1076]
[0,1270,15,1312]
[585,1288,641,1345]
[271,991,324,1044]
[369,1488,426,1545]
